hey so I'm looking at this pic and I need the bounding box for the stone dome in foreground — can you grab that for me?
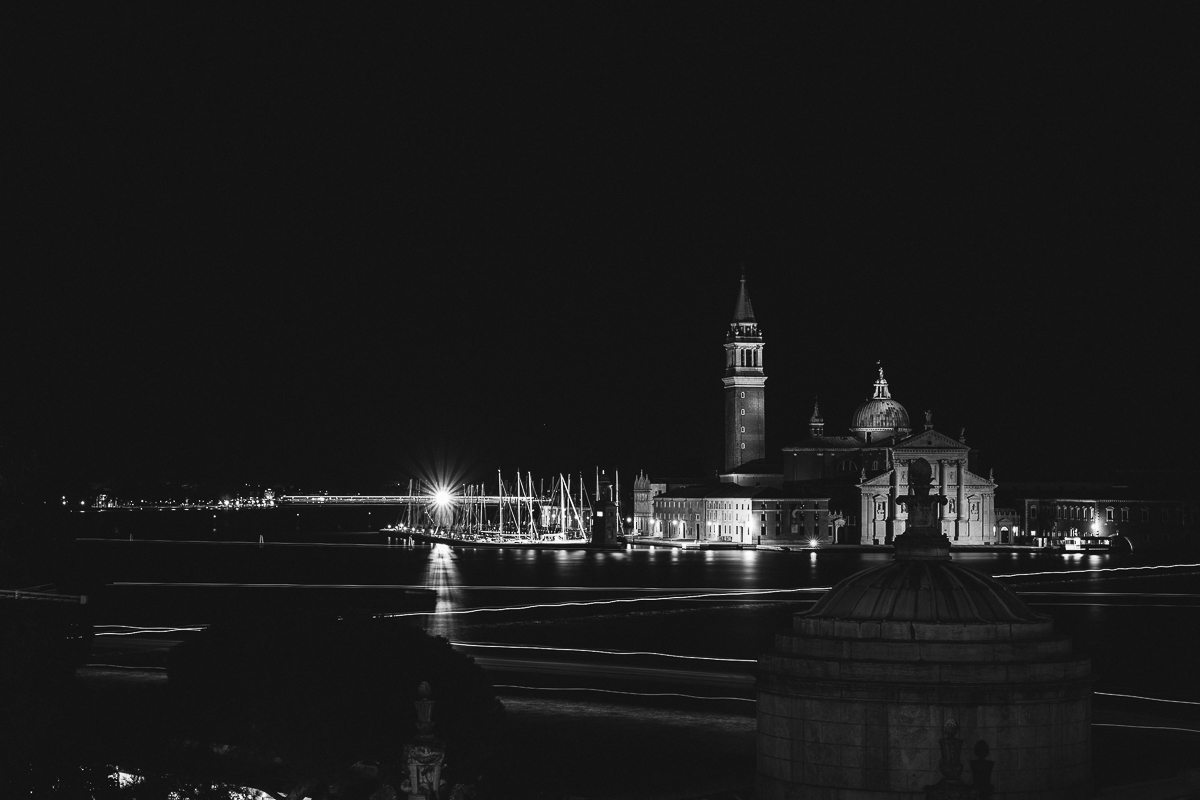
[807,557,1046,625]
[757,457,1092,800]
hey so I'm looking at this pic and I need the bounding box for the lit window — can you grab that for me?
[740,442,746,449]
[740,391,746,398]
[740,408,746,416]
[741,426,745,433]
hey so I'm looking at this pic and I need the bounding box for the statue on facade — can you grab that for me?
[402,682,446,800]
[923,719,976,799]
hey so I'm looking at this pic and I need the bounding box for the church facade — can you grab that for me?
[782,369,997,545]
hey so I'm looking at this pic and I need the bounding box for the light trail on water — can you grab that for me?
[1026,603,1200,609]
[995,562,1200,579]
[494,684,754,702]
[379,585,827,619]
[1019,592,1200,598]
[110,581,828,593]
[84,664,167,671]
[1093,723,1200,734]
[452,641,755,663]
[1096,691,1200,706]
[95,625,206,637]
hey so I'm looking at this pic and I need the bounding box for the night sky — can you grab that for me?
[7,6,1196,493]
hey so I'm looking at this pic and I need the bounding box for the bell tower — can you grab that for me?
[723,274,766,471]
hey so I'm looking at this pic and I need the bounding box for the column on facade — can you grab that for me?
[956,458,967,542]
[937,460,948,532]
[888,461,900,541]
[862,494,874,545]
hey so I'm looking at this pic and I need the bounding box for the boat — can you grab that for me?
[381,526,593,549]
[1062,535,1114,552]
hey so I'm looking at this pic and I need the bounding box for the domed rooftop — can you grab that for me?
[850,366,910,437]
[806,558,1045,624]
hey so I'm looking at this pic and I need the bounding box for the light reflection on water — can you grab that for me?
[419,543,462,640]
[399,546,1155,599]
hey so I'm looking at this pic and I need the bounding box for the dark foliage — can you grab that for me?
[168,615,504,788]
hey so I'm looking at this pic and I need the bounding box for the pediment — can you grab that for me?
[962,468,995,487]
[859,470,894,487]
[894,429,969,453]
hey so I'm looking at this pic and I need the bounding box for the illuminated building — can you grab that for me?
[994,481,1197,548]
[784,371,997,545]
[650,485,835,545]
[721,274,771,479]
[631,471,665,537]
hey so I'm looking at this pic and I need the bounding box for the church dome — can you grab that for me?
[806,558,1045,625]
[850,367,910,438]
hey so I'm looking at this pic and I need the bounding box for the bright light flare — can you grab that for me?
[432,487,453,507]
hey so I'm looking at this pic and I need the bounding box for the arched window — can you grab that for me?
[838,460,856,473]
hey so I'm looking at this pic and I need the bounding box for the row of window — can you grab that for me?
[1031,505,1179,523]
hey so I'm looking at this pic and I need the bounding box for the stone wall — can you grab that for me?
[757,618,1092,799]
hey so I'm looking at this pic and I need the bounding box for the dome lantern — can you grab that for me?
[850,365,911,442]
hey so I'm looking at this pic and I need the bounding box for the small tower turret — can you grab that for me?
[809,398,825,437]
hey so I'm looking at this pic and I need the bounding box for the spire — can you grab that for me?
[732,271,756,323]
[872,362,891,399]
[809,397,825,437]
